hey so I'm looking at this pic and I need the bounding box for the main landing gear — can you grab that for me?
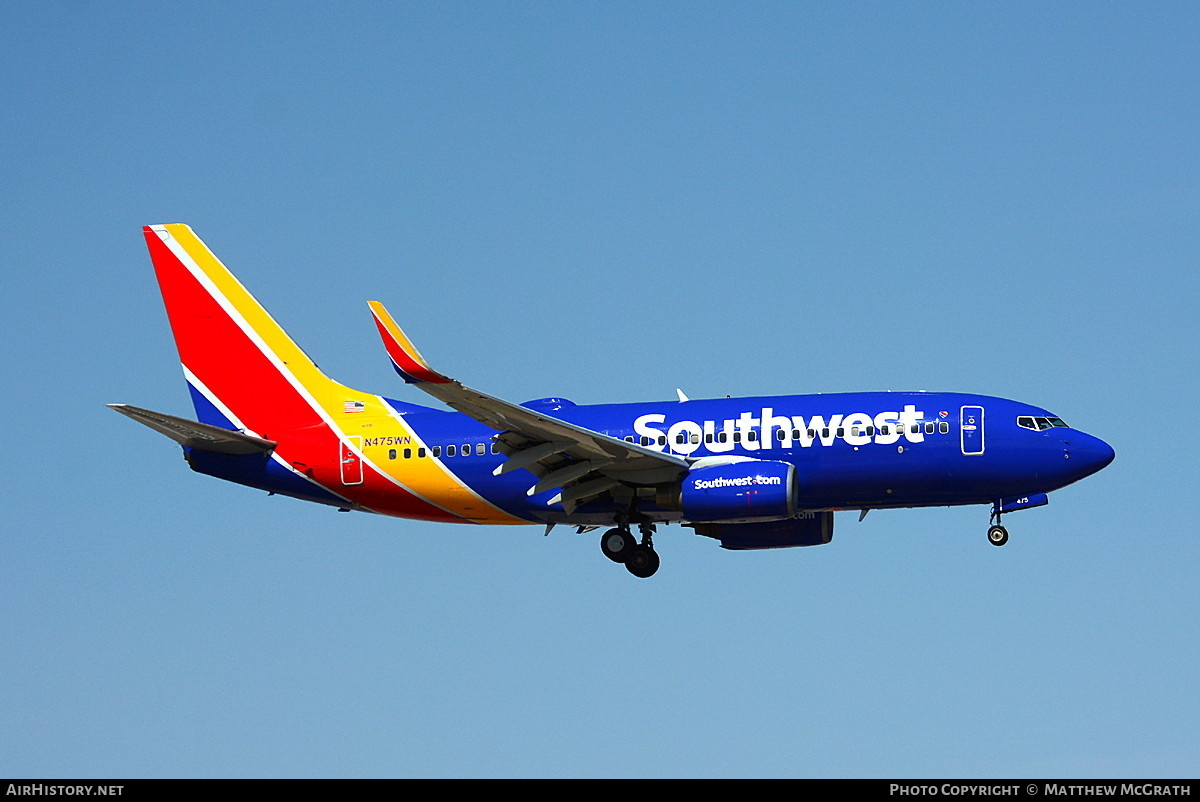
[600,522,660,578]
[987,508,1009,547]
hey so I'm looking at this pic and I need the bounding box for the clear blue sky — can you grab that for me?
[2,2,1197,778]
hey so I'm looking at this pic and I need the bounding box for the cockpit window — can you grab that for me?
[1018,415,1070,431]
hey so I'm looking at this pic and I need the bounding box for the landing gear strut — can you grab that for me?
[987,508,1009,547]
[599,521,660,578]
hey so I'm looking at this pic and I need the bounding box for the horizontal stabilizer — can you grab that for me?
[108,404,277,455]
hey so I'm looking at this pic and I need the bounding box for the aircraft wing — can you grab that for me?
[367,301,688,509]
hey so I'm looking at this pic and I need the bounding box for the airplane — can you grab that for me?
[111,224,1116,578]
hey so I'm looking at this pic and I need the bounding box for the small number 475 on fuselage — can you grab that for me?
[110,224,1115,578]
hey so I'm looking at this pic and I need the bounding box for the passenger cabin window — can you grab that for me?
[433,446,442,457]
[447,444,457,456]
[939,421,949,434]
[925,422,935,434]
[476,443,485,455]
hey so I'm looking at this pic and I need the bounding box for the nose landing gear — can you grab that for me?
[987,507,1009,547]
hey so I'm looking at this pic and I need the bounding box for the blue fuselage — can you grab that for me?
[380,391,1114,525]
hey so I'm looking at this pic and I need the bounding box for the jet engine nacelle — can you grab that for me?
[691,513,835,550]
[661,459,798,523]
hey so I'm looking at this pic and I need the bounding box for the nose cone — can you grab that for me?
[1065,431,1115,481]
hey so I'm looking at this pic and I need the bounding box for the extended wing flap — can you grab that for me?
[108,403,277,455]
[366,301,688,496]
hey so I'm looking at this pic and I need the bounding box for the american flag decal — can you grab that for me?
[344,400,366,413]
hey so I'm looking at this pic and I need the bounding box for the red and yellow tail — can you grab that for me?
[145,223,345,437]
[142,224,526,524]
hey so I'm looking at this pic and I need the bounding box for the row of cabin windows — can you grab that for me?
[388,442,498,460]
[624,421,951,447]
[383,418,963,460]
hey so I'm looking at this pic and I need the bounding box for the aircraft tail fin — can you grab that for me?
[142,224,344,439]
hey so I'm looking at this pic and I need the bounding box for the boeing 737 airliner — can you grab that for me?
[111,225,1115,578]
